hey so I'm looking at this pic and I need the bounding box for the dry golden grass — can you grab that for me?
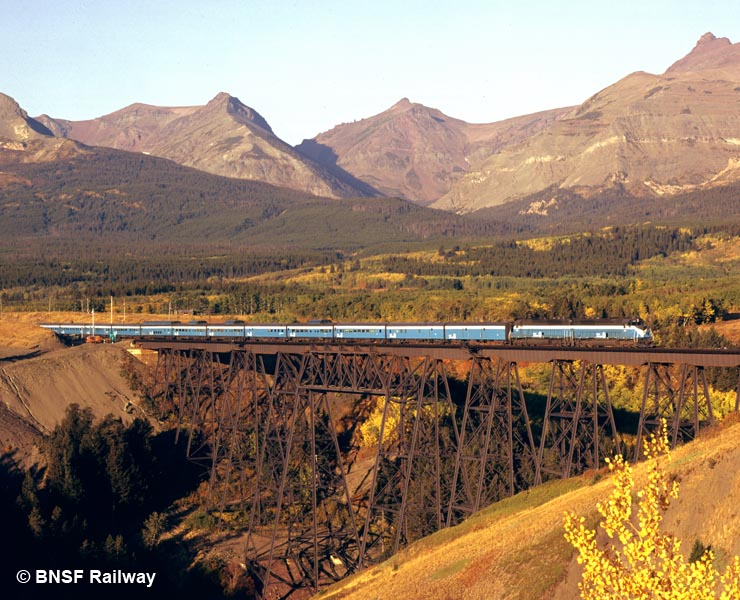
[703,317,740,344]
[0,312,64,349]
[673,235,740,267]
[317,419,740,600]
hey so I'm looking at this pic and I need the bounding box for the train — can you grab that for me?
[40,318,653,346]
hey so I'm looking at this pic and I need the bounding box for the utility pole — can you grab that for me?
[110,295,113,324]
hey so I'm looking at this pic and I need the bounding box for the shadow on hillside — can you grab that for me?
[0,427,255,600]
[295,139,384,198]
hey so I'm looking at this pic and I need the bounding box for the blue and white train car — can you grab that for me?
[287,323,334,339]
[141,321,180,336]
[511,319,652,345]
[570,319,652,343]
[207,323,246,337]
[247,325,288,338]
[386,323,444,340]
[51,324,90,336]
[111,324,142,337]
[510,320,574,342]
[334,323,386,340]
[444,322,509,341]
[172,321,209,337]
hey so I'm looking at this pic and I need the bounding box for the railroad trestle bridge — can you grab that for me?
[140,339,740,597]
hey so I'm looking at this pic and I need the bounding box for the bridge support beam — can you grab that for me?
[536,361,620,483]
[635,363,715,460]
[358,356,458,566]
[447,358,536,525]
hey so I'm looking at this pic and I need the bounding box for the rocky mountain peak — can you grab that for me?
[698,32,723,45]
[665,32,739,74]
[0,92,22,117]
[390,97,413,111]
[205,92,273,134]
[25,92,369,198]
[35,114,68,137]
[299,96,569,205]
[0,92,53,141]
[433,31,740,213]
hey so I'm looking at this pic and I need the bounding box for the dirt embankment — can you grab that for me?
[0,314,143,463]
[0,313,64,360]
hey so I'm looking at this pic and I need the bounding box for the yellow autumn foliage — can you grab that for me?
[358,397,400,447]
[564,421,740,599]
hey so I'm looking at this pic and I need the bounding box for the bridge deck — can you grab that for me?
[134,338,740,367]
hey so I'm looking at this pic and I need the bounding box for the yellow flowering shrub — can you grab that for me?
[563,421,740,599]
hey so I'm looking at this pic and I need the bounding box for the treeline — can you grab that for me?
[383,226,696,279]
[1,225,695,305]
[0,252,334,294]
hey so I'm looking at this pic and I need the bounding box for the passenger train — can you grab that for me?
[40,318,653,346]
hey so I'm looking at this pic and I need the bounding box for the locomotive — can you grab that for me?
[41,318,653,346]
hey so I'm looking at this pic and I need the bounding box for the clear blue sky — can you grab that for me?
[2,0,739,145]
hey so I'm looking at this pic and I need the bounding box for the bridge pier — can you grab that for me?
[447,358,536,524]
[358,356,457,565]
[635,363,715,460]
[537,361,620,483]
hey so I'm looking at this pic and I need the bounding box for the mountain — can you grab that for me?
[36,102,200,151]
[0,93,504,253]
[665,32,740,73]
[0,92,85,166]
[40,93,376,199]
[0,148,501,253]
[0,92,53,142]
[297,99,569,205]
[433,33,740,213]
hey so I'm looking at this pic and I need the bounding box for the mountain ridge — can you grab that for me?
[432,32,740,213]
[297,99,570,204]
[37,93,377,199]
[7,31,740,216]
[0,92,89,164]
[666,31,740,73]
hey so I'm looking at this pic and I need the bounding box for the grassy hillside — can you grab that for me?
[0,149,507,250]
[316,418,740,600]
